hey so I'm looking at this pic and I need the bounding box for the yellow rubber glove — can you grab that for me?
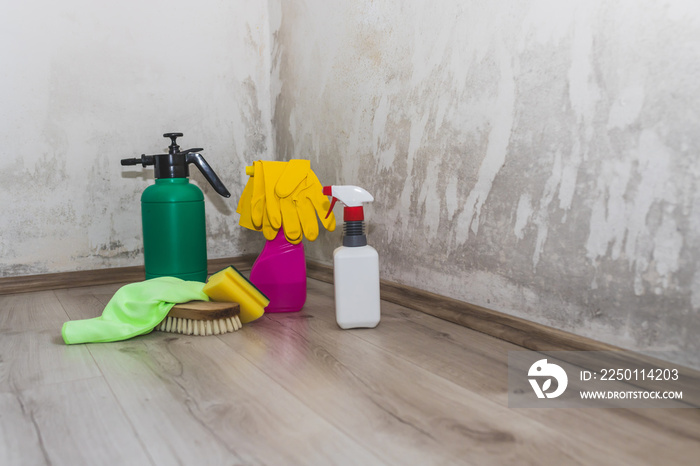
[250,160,266,229]
[261,204,278,241]
[295,184,319,241]
[279,181,306,244]
[276,160,335,243]
[237,160,335,242]
[276,159,310,198]
[276,160,309,243]
[262,161,287,230]
[238,161,286,238]
[281,170,335,244]
[236,176,257,231]
[292,170,336,241]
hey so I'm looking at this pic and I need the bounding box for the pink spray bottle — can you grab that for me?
[239,160,334,314]
[249,227,306,313]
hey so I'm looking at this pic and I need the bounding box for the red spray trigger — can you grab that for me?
[326,197,338,219]
[323,186,336,219]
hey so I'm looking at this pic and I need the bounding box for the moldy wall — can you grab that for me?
[0,0,271,276]
[270,0,700,368]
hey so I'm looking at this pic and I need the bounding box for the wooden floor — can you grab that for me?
[1,278,699,465]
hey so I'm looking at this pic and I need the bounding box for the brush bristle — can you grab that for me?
[156,315,242,336]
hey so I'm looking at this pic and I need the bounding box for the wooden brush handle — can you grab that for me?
[168,301,240,320]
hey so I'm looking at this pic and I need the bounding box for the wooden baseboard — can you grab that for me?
[0,255,257,296]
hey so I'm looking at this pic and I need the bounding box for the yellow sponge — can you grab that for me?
[203,266,269,324]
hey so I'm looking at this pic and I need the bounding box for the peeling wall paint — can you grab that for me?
[271,0,700,369]
[0,1,271,276]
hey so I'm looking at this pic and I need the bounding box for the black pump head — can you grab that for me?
[164,132,183,152]
[121,132,231,198]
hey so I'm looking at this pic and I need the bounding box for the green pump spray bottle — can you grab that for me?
[121,133,230,282]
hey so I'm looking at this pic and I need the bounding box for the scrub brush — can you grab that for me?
[155,301,242,336]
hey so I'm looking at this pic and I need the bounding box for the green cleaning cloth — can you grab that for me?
[62,277,209,345]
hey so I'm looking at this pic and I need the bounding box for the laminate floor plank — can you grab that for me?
[297,279,700,465]
[0,291,69,331]
[15,377,154,465]
[376,297,700,461]
[0,329,101,393]
[86,334,384,465]
[1,279,698,465]
[220,306,608,464]
[307,279,700,464]
[0,391,48,465]
[54,283,124,321]
[56,282,382,465]
[362,285,700,452]
[0,290,101,394]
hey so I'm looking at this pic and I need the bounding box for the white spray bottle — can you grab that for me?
[323,185,380,329]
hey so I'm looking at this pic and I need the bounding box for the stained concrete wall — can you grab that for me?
[271,0,700,368]
[0,0,270,276]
